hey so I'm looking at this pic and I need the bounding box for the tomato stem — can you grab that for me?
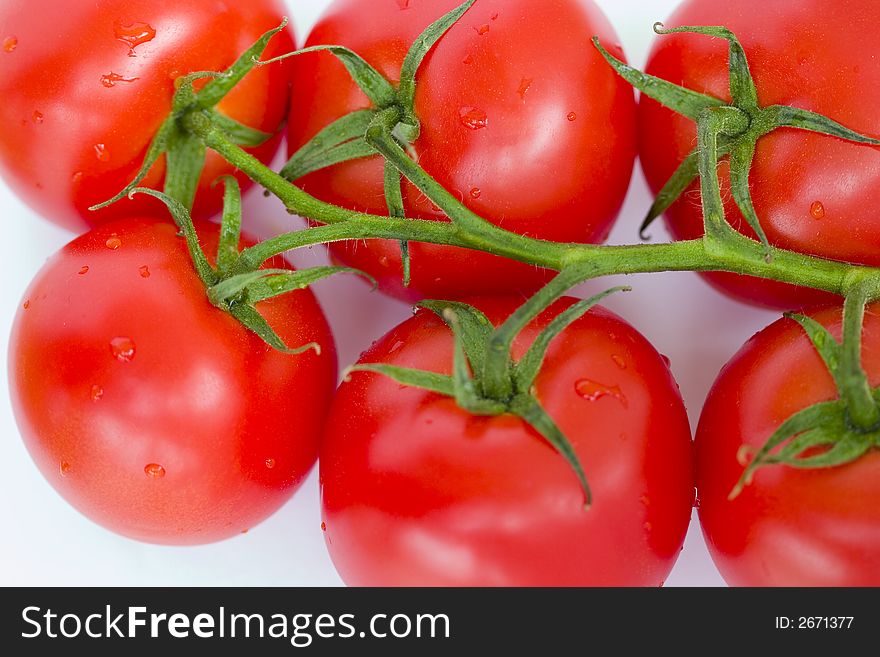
[840,282,880,431]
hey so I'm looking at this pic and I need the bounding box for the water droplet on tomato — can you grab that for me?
[810,201,826,220]
[378,256,390,268]
[60,462,71,476]
[71,171,83,184]
[643,521,653,532]
[567,112,578,122]
[575,379,628,407]
[516,77,533,100]
[660,354,672,368]
[241,528,249,534]
[611,354,627,370]
[93,143,110,162]
[321,522,327,532]
[459,107,488,130]
[462,54,474,65]
[388,340,404,354]
[469,187,482,199]
[144,463,165,478]
[265,458,276,469]
[474,24,490,36]
[22,299,30,310]
[101,72,139,88]
[90,385,104,401]
[491,12,499,20]
[78,265,89,275]
[105,235,122,249]
[3,36,17,53]
[114,21,156,56]
[110,337,136,362]
[32,110,43,124]
[640,495,650,507]
[139,265,151,278]
[396,0,410,8]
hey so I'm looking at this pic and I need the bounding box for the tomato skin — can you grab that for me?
[320,298,693,586]
[0,0,294,232]
[8,217,337,545]
[288,0,637,302]
[696,306,880,586]
[638,0,880,309]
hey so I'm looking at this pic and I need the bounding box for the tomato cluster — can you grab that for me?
[2,0,879,587]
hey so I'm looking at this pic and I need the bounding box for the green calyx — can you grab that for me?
[594,24,880,251]
[127,178,371,355]
[266,0,476,286]
[90,21,286,214]
[348,271,630,508]
[732,281,880,498]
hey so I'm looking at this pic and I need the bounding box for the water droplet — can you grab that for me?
[810,201,826,220]
[105,235,122,250]
[93,143,110,162]
[388,340,405,354]
[32,110,44,124]
[378,256,390,268]
[265,458,276,469]
[575,379,628,408]
[110,337,136,362]
[23,300,30,310]
[459,107,488,130]
[90,385,104,401]
[474,24,490,35]
[516,77,533,100]
[144,463,165,478]
[693,497,702,509]
[60,462,71,476]
[71,171,83,184]
[321,522,327,532]
[78,265,90,275]
[114,21,156,56]
[611,354,627,370]
[3,36,17,53]
[241,528,249,534]
[469,187,482,199]
[644,521,653,532]
[100,72,139,88]
[640,495,651,507]
[396,0,410,8]
[660,354,672,368]
[491,12,499,20]
[139,265,151,278]
[567,112,578,122]
[462,54,474,65]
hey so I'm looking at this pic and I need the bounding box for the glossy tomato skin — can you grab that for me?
[639,0,880,309]
[321,298,693,586]
[0,0,294,232]
[9,217,337,544]
[289,0,637,302]
[696,306,880,585]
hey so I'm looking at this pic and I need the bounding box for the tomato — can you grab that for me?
[638,0,880,309]
[8,217,337,544]
[696,306,880,586]
[0,0,294,232]
[320,297,693,586]
[288,0,637,302]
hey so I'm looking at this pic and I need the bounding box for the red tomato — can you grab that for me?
[638,0,880,309]
[696,306,880,585]
[8,217,337,544]
[288,0,637,302]
[320,297,693,586]
[0,0,294,232]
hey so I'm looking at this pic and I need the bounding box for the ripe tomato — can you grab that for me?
[8,217,337,544]
[0,0,294,232]
[320,297,693,586]
[288,0,637,302]
[696,306,880,585]
[638,0,880,309]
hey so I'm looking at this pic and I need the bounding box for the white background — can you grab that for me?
[0,0,783,587]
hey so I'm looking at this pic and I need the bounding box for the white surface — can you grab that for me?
[0,0,780,587]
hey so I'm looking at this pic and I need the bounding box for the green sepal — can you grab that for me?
[281,110,378,181]
[764,105,880,145]
[128,188,216,286]
[509,395,593,508]
[514,287,630,394]
[592,36,723,121]
[346,364,454,397]
[164,125,206,212]
[285,139,379,183]
[197,20,289,109]
[785,313,842,379]
[260,44,396,107]
[229,303,321,355]
[208,266,373,307]
[211,112,272,147]
[728,138,770,256]
[214,176,243,275]
[418,300,493,376]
